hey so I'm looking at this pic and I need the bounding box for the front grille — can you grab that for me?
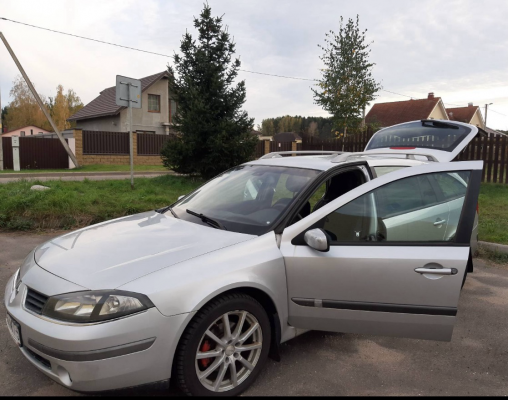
[25,348,51,369]
[25,288,49,315]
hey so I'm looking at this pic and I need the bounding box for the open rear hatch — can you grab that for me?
[364,120,482,162]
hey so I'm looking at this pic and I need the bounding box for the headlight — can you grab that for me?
[43,290,154,323]
[14,268,21,293]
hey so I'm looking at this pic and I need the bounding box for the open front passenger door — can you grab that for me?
[280,161,483,341]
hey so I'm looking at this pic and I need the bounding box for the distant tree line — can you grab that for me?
[259,115,336,139]
[1,76,84,133]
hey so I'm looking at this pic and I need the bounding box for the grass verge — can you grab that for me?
[0,164,167,173]
[478,183,508,245]
[0,179,507,238]
[0,175,203,231]
[477,245,508,266]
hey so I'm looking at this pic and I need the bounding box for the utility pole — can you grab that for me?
[485,103,493,128]
[0,31,79,167]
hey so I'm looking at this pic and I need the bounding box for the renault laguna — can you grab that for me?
[5,120,482,396]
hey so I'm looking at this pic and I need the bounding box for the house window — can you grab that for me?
[20,131,25,136]
[148,94,161,113]
[169,99,177,122]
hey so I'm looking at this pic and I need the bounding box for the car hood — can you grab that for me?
[34,211,255,290]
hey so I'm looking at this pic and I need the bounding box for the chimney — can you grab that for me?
[468,102,473,107]
[428,92,435,99]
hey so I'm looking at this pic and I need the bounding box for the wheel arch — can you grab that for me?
[171,284,283,378]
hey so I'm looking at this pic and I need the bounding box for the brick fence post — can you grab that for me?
[264,140,270,155]
[73,129,83,166]
[291,141,297,156]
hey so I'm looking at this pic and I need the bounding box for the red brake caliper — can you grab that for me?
[199,340,212,368]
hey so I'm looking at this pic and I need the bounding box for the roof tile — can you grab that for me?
[366,97,441,127]
[68,71,170,121]
[446,106,479,123]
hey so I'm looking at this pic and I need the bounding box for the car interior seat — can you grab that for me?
[313,170,365,213]
[272,174,311,211]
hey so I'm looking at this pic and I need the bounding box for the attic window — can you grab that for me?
[148,94,161,113]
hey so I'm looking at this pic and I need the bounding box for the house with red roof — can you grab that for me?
[446,104,485,129]
[68,71,177,135]
[365,93,449,128]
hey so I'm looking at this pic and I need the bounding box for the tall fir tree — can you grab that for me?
[312,16,381,133]
[161,4,256,179]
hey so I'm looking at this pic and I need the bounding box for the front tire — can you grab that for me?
[175,293,271,396]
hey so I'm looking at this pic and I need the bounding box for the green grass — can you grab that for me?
[478,183,508,245]
[477,244,508,265]
[1,176,507,241]
[0,175,203,231]
[0,164,167,173]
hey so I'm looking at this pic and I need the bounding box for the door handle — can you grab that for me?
[415,267,458,275]
[433,219,446,226]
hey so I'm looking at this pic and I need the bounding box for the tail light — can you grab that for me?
[476,202,479,215]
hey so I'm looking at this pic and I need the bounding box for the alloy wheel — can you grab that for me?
[194,310,263,393]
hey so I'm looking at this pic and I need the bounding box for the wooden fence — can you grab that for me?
[82,131,129,155]
[2,137,13,169]
[137,133,172,155]
[82,131,173,156]
[295,132,508,184]
[1,136,69,169]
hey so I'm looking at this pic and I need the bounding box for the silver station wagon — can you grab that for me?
[4,120,482,396]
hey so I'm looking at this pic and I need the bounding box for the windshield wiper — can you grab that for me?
[156,205,178,218]
[186,209,227,230]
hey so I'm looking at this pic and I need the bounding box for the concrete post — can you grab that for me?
[291,141,297,156]
[12,136,20,171]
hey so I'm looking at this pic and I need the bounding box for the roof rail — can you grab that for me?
[259,150,344,159]
[331,151,438,163]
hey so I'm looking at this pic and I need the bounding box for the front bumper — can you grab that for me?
[4,274,190,392]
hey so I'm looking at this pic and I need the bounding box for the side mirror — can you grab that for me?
[304,228,330,252]
[178,195,185,201]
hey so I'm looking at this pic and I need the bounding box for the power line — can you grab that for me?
[0,17,317,82]
[1,15,507,119]
[0,17,173,58]
[0,17,419,93]
[488,108,508,117]
[237,69,316,81]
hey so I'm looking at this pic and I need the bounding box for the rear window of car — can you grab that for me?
[366,121,472,152]
[373,166,407,177]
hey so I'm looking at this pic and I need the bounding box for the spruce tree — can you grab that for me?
[161,4,256,180]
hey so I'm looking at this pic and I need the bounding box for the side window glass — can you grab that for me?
[321,171,471,243]
[433,172,468,200]
[308,181,327,211]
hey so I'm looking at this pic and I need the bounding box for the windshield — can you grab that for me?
[366,121,472,152]
[171,165,320,235]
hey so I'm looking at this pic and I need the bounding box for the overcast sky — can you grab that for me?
[1,0,507,129]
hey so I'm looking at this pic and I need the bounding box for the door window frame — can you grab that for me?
[274,162,373,234]
[288,166,481,248]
